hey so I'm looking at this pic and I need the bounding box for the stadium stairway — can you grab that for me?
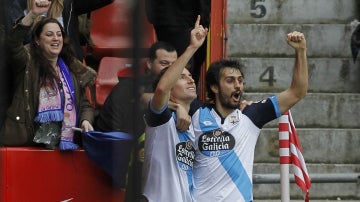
[226,0,360,200]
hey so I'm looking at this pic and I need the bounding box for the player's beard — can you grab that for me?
[218,89,242,110]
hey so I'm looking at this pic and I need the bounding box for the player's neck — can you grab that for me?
[215,102,235,119]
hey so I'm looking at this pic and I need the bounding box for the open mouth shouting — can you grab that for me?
[231,90,242,103]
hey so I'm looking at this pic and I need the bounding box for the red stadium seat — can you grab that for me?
[0,147,126,202]
[95,57,147,107]
[89,0,156,60]
[95,57,131,107]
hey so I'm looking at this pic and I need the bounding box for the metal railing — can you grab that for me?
[253,173,360,184]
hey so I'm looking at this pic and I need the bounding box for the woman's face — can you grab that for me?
[36,22,63,59]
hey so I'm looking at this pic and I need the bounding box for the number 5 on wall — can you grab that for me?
[250,0,267,18]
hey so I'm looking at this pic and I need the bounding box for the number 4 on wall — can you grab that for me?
[259,66,276,86]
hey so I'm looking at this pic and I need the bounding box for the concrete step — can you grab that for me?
[224,0,360,200]
[255,128,360,164]
[253,163,360,174]
[243,93,360,128]
[227,24,357,58]
[253,182,360,200]
[235,58,360,93]
[227,0,358,24]
[253,180,360,200]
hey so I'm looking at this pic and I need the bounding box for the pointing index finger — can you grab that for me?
[195,15,201,28]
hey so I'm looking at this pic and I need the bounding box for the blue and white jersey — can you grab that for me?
[142,103,195,202]
[191,96,280,202]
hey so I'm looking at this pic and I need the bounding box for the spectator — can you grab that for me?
[5,0,27,34]
[7,0,114,61]
[141,15,207,202]
[94,41,178,135]
[190,31,308,201]
[0,0,13,129]
[145,0,210,86]
[94,41,193,202]
[0,0,96,150]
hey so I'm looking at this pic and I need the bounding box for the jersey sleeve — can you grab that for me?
[242,96,279,128]
[144,98,172,127]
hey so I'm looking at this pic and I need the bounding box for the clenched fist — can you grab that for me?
[286,31,306,50]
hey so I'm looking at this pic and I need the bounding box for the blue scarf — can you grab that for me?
[34,57,78,150]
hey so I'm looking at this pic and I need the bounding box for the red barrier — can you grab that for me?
[0,147,125,202]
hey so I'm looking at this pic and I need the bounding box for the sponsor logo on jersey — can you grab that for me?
[198,129,235,157]
[176,140,195,171]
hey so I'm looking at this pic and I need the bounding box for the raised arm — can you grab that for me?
[277,31,308,114]
[21,0,51,26]
[7,0,51,73]
[151,15,208,111]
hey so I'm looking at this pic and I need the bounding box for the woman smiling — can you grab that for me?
[1,0,96,150]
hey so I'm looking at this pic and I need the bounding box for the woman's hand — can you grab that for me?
[81,120,94,132]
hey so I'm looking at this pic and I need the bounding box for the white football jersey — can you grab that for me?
[191,96,280,202]
[143,106,195,202]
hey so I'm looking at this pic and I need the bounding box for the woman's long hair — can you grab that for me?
[46,0,64,19]
[30,17,75,88]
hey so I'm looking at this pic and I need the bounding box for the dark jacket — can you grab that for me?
[145,0,210,29]
[7,0,115,60]
[0,22,97,146]
[62,0,114,59]
[0,0,13,128]
[95,76,152,137]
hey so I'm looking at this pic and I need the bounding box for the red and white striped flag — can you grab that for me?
[279,111,312,202]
